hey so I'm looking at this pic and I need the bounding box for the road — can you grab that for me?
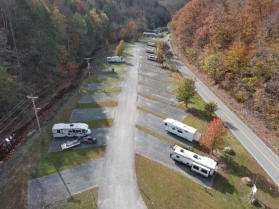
[98,43,147,209]
[167,36,279,187]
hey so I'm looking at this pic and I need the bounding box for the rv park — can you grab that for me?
[1,33,279,209]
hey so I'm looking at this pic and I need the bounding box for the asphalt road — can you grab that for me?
[168,36,279,187]
[98,43,147,209]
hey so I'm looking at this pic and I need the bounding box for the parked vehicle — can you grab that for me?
[61,139,81,150]
[163,118,200,142]
[107,56,124,63]
[52,123,91,138]
[147,54,157,61]
[143,32,163,38]
[147,42,156,47]
[82,135,97,144]
[170,145,217,177]
[145,48,155,54]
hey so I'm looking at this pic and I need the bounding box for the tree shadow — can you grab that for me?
[223,155,279,197]
[188,107,215,122]
[212,172,236,194]
[224,121,238,131]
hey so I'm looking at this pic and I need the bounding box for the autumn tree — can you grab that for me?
[199,118,227,153]
[176,79,196,108]
[115,40,125,56]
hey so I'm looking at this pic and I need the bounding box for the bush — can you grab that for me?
[205,102,217,114]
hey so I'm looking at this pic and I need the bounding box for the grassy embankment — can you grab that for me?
[136,69,279,209]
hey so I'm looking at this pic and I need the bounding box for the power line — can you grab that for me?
[27,95,41,133]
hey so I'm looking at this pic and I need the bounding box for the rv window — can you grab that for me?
[193,165,199,170]
[57,130,61,133]
[70,124,74,127]
[193,155,198,159]
[82,129,86,133]
[164,123,167,126]
[176,155,180,159]
[180,149,184,153]
[172,127,175,130]
[76,130,81,133]
[201,169,208,174]
[177,130,183,134]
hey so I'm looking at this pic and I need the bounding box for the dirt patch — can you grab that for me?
[171,38,279,157]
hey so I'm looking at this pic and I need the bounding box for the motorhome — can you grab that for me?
[145,48,155,54]
[163,118,200,142]
[107,56,124,63]
[170,145,217,177]
[52,123,91,138]
[147,42,156,47]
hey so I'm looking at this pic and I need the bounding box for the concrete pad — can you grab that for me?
[136,110,192,146]
[48,128,109,152]
[139,76,177,92]
[28,158,103,209]
[137,96,186,121]
[97,73,126,80]
[135,129,214,188]
[88,82,123,91]
[139,69,173,82]
[79,93,120,103]
[138,85,180,106]
[70,107,115,122]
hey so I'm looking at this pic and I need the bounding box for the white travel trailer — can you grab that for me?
[143,32,163,38]
[52,123,91,138]
[147,42,156,47]
[170,145,217,177]
[145,48,155,54]
[163,118,200,142]
[107,56,124,63]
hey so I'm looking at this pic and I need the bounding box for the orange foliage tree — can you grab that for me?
[199,118,227,153]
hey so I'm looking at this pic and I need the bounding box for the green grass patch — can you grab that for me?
[86,87,122,94]
[33,146,105,178]
[95,77,124,83]
[76,101,117,109]
[138,93,184,110]
[101,70,127,74]
[138,81,173,95]
[52,187,98,209]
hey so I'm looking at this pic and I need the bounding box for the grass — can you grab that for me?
[136,94,279,209]
[33,146,105,178]
[86,87,122,94]
[94,77,124,83]
[52,187,98,209]
[76,101,117,109]
[138,81,173,95]
[101,70,127,74]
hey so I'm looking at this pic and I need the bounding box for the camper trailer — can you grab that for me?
[145,48,155,54]
[147,42,156,47]
[170,145,217,177]
[163,118,200,142]
[52,123,91,138]
[107,56,124,63]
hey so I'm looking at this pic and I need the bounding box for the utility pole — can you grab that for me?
[27,96,41,133]
[84,58,92,77]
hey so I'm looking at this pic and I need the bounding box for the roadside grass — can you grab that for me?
[101,70,127,74]
[86,87,122,94]
[51,187,98,209]
[33,146,105,178]
[138,81,172,95]
[138,93,184,110]
[136,92,279,209]
[76,102,117,109]
[94,77,124,83]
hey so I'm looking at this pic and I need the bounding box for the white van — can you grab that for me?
[107,56,124,63]
[52,123,91,138]
[163,118,200,142]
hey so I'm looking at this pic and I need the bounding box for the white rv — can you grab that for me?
[170,145,217,177]
[147,42,156,47]
[163,118,200,142]
[107,56,124,63]
[147,54,157,61]
[145,48,155,54]
[52,123,91,138]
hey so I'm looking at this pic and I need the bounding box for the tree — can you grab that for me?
[115,40,125,56]
[199,118,227,153]
[205,102,217,114]
[176,79,196,108]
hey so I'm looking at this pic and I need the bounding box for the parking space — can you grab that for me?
[97,72,126,80]
[79,93,120,103]
[139,75,177,92]
[48,128,109,152]
[139,69,173,83]
[101,67,129,73]
[138,85,180,106]
[70,107,115,122]
[137,96,186,121]
[135,128,214,188]
[88,82,123,91]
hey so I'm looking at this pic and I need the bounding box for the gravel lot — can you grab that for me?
[79,93,120,103]
[88,82,123,91]
[139,75,177,92]
[97,73,126,80]
[70,107,115,122]
[139,69,173,83]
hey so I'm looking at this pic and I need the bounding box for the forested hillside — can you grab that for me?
[171,0,279,132]
[0,0,170,119]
